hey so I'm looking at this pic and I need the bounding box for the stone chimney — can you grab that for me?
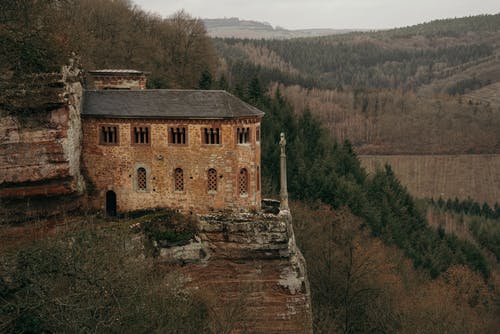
[86,69,147,90]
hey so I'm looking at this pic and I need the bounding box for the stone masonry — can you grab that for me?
[81,70,263,214]
[82,118,262,213]
[158,210,313,334]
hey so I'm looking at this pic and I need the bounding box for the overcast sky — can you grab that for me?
[132,0,499,30]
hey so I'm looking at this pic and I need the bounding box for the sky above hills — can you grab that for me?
[133,0,500,29]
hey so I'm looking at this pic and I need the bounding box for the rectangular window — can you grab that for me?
[132,126,150,144]
[256,126,261,143]
[169,127,187,145]
[100,125,119,145]
[236,127,250,144]
[203,128,220,145]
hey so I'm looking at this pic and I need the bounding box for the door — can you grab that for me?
[106,190,117,216]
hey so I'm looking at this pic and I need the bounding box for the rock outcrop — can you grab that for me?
[158,209,313,333]
[0,61,85,222]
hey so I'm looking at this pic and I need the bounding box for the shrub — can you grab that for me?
[140,210,198,246]
[0,224,208,333]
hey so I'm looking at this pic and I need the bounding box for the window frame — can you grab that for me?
[201,127,222,145]
[131,124,151,145]
[168,126,188,146]
[236,127,251,145]
[207,168,218,193]
[99,124,119,145]
[133,164,150,192]
[174,167,185,193]
[238,168,249,197]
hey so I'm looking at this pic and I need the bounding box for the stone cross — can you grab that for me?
[279,132,289,210]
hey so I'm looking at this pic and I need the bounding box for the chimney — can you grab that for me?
[86,69,147,90]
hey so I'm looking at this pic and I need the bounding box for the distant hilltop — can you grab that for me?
[203,17,366,39]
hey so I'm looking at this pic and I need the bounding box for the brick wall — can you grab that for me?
[82,117,262,213]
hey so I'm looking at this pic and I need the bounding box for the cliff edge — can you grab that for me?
[158,209,313,333]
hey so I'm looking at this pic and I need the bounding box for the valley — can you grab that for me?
[215,14,500,207]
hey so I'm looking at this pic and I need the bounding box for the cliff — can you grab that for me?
[0,62,85,223]
[157,209,313,333]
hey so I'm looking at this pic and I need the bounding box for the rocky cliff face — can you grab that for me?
[0,63,85,222]
[158,209,313,333]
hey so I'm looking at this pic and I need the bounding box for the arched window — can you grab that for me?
[174,168,184,192]
[208,168,217,192]
[239,168,248,196]
[137,167,147,191]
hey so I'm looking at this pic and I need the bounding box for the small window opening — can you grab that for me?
[174,168,184,192]
[239,168,248,196]
[208,168,217,192]
[203,128,220,144]
[170,127,187,144]
[256,126,261,143]
[137,167,147,191]
[236,127,250,144]
[100,125,118,144]
[133,126,150,144]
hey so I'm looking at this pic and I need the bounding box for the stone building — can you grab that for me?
[81,70,264,214]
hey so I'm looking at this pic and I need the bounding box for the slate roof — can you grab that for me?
[81,89,264,119]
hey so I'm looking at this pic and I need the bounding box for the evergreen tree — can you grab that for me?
[248,77,264,103]
[216,75,229,90]
[198,69,213,90]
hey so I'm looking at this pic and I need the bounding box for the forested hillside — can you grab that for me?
[0,0,216,95]
[214,14,500,154]
[212,15,500,332]
[233,82,499,333]
[216,14,500,91]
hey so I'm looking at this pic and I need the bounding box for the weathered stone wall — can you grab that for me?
[159,210,313,333]
[0,64,85,222]
[86,73,147,90]
[82,117,262,213]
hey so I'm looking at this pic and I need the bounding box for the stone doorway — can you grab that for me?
[106,190,117,216]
